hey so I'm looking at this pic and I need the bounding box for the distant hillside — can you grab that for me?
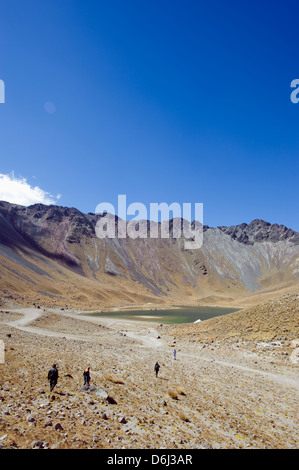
[0,201,298,309]
[170,293,299,346]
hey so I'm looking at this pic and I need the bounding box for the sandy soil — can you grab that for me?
[0,299,298,450]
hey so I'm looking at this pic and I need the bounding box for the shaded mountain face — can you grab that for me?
[0,200,298,309]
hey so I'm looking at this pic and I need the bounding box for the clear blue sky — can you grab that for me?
[0,0,298,230]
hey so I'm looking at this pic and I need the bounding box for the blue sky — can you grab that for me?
[0,0,298,229]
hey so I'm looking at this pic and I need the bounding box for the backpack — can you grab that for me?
[48,367,57,380]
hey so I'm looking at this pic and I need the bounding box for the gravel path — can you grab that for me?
[0,304,298,449]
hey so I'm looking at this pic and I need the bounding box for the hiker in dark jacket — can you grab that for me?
[48,364,59,392]
[83,367,91,386]
[154,362,160,377]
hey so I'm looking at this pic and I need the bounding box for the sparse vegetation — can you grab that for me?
[0,292,298,449]
[168,389,179,400]
[103,373,124,384]
[178,410,190,422]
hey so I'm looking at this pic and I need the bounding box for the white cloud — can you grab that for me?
[0,172,61,206]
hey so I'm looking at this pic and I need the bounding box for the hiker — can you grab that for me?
[83,367,91,386]
[173,349,177,360]
[154,361,160,377]
[48,364,59,392]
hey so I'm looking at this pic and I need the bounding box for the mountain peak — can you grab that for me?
[218,219,298,245]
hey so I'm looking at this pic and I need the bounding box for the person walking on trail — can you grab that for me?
[83,367,91,386]
[154,361,160,378]
[48,364,58,392]
[173,349,177,360]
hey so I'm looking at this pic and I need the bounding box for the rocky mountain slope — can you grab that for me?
[0,201,298,309]
[0,293,298,449]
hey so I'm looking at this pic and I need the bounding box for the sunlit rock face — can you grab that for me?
[0,200,298,308]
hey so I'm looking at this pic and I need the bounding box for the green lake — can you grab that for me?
[85,305,240,325]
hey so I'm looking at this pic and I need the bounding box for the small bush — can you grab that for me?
[104,373,124,384]
[168,389,178,400]
[176,386,186,396]
[178,410,190,422]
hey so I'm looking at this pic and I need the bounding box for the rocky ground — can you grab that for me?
[0,293,298,450]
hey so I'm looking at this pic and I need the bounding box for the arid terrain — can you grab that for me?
[0,202,298,449]
[1,201,298,312]
[0,292,298,450]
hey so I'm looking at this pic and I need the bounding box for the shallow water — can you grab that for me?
[86,305,240,324]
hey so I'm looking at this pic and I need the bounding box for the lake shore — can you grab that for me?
[82,305,241,325]
[0,296,298,449]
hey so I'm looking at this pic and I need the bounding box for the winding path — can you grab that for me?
[3,306,299,394]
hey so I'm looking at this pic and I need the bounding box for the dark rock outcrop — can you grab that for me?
[218,219,299,245]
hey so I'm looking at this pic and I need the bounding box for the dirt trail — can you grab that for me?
[3,307,94,341]
[3,306,299,391]
[1,304,298,449]
[181,352,299,392]
[4,306,164,348]
[6,307,42,328]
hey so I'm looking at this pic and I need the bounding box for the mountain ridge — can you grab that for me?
[0,200,298,309]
